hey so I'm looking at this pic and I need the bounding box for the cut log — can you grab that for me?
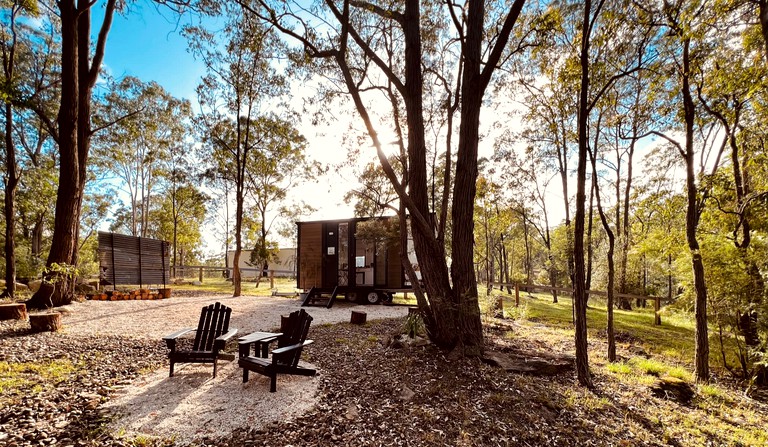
[0,303,28,321]
[351,310,367,325]
[483,350,574,376]
[650,376,695,404]
[29,312,62,332]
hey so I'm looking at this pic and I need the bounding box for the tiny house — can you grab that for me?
[297,217,414,304]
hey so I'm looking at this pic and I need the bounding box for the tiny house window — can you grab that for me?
[355,256,366,268]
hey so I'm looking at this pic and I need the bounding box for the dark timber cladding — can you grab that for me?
[98,231,170,288]
[297,216,408,291]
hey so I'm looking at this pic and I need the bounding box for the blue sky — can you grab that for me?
[94,2,205,102]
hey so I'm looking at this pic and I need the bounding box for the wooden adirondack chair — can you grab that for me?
[238,309,316,392]
[163,302,238,378]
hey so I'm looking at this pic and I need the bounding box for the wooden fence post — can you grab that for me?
[514,283,520,307]
[654,297,661,325]
[199,267,203,283]
[269,270,275,289]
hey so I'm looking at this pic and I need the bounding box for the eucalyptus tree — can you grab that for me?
[612,62,657,308]
[237,0,530,356]
[571,0,653,386]
[92,76,192,238]
[22,0,117,308]
[1,0,58,296]
[154,184,208,267]
[344,161,400,217]
[244,115,309,284]
[1,0,38,297]
[696,14,768,380]
[494,142,561,302]
[639,0,735,381]
[185,4,292,296]
[164,141,204,269]
[515,7,580,293]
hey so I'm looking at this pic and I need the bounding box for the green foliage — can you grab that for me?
[42,262,78,283]
[403,311,425,338]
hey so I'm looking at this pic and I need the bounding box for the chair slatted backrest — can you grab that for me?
[193,302,232,352]
[276,309,313,368]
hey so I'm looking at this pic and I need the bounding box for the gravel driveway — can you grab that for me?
[61,294,409,339]
[53,294,409,445]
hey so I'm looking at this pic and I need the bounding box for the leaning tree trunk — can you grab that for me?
[590,139,616,362]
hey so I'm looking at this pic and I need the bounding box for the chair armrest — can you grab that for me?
[163,327,196,341]
[214,328,238,351]
[162,328,195,350]
[237,332,281,358]
[271,339,313,355]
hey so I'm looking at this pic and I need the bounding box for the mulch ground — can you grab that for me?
[2,310,767,446]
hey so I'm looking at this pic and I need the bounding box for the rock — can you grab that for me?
[55,305,76,315]
[28,280,43,293]
[650,376,695,404]
[387,334,430,350]
[345,403,359,420]
[399,386,416,402]
[192,280,203,286]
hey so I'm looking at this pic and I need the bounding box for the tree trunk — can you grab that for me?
[399,0,463,353]
[233,188,244,296]
[680,37,709,382]
[589,130,616,362]
[448,0,488,356]
[31,216,44,258]
[573,0,594,388]
[523,211,532,285]
[3,103,19,299]
[618,137,636,310]
[547,250,558,304]
[27,0,115,309]
[585,171,595,296]
[759,0,768,63]
[27,0,79,310]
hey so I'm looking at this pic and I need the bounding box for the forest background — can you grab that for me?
[1,0,768,386]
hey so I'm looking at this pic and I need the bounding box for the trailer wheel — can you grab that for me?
[366,291,381,305]
[382,292,394,304]
[347,292,360,303]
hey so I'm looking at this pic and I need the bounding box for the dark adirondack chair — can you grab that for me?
[163,302,238,378]
[238,309,316,392]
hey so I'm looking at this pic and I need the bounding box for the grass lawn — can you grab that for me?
[170,276,298,296]
[494,290,738,371]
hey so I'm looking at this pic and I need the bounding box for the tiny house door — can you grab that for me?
[322,222,339,287]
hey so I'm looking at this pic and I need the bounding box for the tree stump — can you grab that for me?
[29,312,62,333]
[0,303,28,321]
[351,310,367,325]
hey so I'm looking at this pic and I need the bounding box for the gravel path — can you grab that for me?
[60,294,409,338]
[68,295,406,445]
[0,294,408,446]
